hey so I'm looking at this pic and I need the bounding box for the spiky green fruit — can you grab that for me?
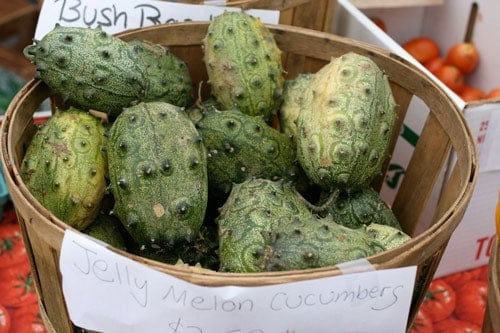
[129,39,193,107]
[278,73,314,140]
[217,178,387,273]
[20,107,107,230]
[188,106,305,196]
[322,187,402,230]
[107,102,208,247]
[365,223,411,250]
[296,53,398,192]
[263,214,387,271]
[217,178,313,273]
[203,11,284,122]
[24,25,148,118]
[83,213,129,250]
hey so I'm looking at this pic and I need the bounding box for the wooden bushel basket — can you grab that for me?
[483,239,500,332]
[1,22,477,332]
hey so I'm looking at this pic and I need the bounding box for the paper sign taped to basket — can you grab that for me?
[60,230,417,333]
[34,0,280,40]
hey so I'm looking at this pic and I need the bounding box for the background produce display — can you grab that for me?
[0,206,46,333]
[402,35,499,102]
[409,265,488,333]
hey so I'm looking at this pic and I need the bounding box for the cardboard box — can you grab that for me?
[333,0,500,277]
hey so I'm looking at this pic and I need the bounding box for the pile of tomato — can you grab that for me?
[402,36,500,102]
[409,265,488,333]
[0,204,46,333]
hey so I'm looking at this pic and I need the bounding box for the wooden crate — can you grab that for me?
[1,22,477,332]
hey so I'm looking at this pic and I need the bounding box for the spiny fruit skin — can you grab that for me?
[217,178,387,273]
[188,106,305,196]
[20,107,108,230]
[322,187,402,230]
[365,223,411,250]
[129,39,193,107]
[278,73,314,140]
[83,213,129,251]
[263,214,387,271]
[203,11,285,122]
[217,178,313,273]
[296,53,398,192]
[23,25,148,118]
[107,102,208,247]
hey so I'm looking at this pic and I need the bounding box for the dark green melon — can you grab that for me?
[24,25,148,118]
[188,106,305,196]
[107,101,208,247]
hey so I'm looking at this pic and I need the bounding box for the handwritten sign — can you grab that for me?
[60,230,417,333]
[34,0,280,40]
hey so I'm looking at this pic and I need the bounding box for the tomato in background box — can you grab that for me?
[442,265,489,292]
[454,280,487,326]
[408,308,433,333]
[476,265,488,282]
[0,303,11,333]
[403,37,441,64]
[459,85,486,102]
[433,318,481,333]
[369,17,387,32]
[424,57,445,75]
[0,222,27,268]
[419,279,456,322]
[445,42,479,75]
[0,261,38,308]
[9,302,46,333]
[434,65,465,93]
[486,88,500,100]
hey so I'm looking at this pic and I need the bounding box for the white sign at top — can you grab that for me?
[34,0,280,40]
[60,229,417,333]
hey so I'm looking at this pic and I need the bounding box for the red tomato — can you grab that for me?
[433,318,481,333]
[434,64,465,93]
[424,57,446,75]
[442,268,482,291]
[476,265,488,282]
[420,279,456,322]
[370,17,387,32]
[459,85,486,102]
[0,303,11,333]
[403,37,441,64]
[0,222,28,268]
[409,308,434,333]
[0,261,38,308]
[486,87,500,99]
[445,42,479,75]
[454,280,487,326]
[9,302,46,333]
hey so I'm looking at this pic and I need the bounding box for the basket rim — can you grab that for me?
[0,21,479,285]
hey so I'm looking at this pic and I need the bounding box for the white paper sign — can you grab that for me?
[34,0,280,40]
[60,230,417,333]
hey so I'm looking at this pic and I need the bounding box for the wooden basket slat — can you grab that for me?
[391,112,451,235]
[0,22,477,333]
